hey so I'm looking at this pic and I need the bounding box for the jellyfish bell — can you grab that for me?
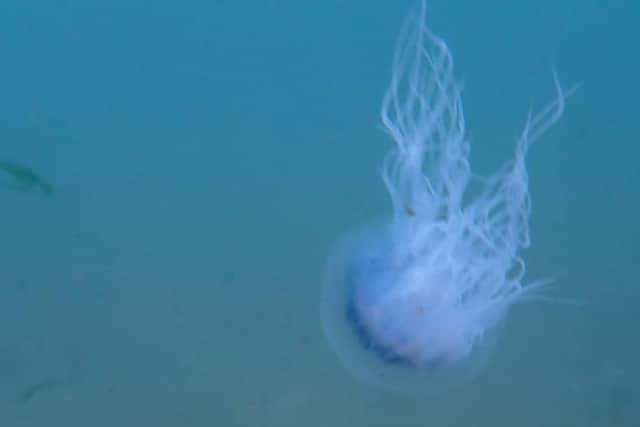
[321,0,570,394]
[321,220,502,394]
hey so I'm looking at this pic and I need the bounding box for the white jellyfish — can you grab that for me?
[321,1,572,394]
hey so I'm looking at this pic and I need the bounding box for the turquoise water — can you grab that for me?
[1,0,638,425]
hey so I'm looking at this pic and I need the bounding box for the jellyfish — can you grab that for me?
[321,1,571,394]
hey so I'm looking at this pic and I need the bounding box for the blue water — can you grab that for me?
[0,0,638,425]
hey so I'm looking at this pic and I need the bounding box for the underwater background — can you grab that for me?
[0,0,638,426]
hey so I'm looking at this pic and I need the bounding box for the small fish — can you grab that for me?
[404,206,416,216]
[0,161,54,196]
[18,379,62,404]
